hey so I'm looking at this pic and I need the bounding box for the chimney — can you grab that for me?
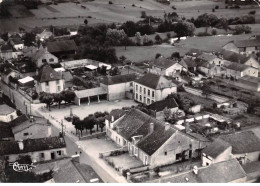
[149,123,154,134]
[193,166,198,175]
[18,140,24,151]
[185,122,190,133]
[165,122,170,131]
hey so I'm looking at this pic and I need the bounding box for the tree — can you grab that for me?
[155,53,162,59]
[171,52,180,59]
[233,25,251,35]
[1,32,8,41]
[53,93,64,109]
[109,67,121,76]
[61,90,75,105]
[84,19,88,25]
[84,116,95,135]
[120,21,137,37]
[39,92,54,111]
[201,82,211,98]
[72,116,80,135]
[194,13,218,32]
[23,32,36,46]
[173,21,195,40]
[141,11,147,18]
[135,32,142,45]
[155,34,162,44]
[106,28,127,46]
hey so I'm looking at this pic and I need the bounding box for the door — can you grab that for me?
[51,152,55,160]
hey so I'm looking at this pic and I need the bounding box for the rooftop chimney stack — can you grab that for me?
[149,123,154,134]
[18,140,24,151]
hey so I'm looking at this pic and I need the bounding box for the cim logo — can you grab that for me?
[9,162,36,172]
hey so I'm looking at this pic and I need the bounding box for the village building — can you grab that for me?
[35,65,65,94]
[11,115,52,141]
[134,73,177,105]
[46,40,77,60]
[25,45,58,68]
[179,58,197,72]
[235,75,260,92]
[100,74,136,101]
[151,159,247,183]
[0,136,67,163]
[0,122,14,141]
[222,36,260,55]
[36,29,53,41]
[225,63,258,79]
[147,98,179,120]
[106,108,208,168]
[0,104,18,123]
[0,43,23,60]
[148,57,186,77]
[9,38,24,51]
[185,48,205,59]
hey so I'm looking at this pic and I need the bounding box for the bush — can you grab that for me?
[108,1,113,4]
[212,8,215,12]
[213,103,217,108]
[211,28,217,35]
[215,5,219,9]
[197,32,212,37]
[233,25,252,35]
[132,4,136,7]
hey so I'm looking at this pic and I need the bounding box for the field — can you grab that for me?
[1,0,260,33]
[116,33,254,62]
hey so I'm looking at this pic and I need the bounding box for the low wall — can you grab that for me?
[79,131,106,140]
[129,166,150,174]
[184,86,230,103]
[99,146,128,158]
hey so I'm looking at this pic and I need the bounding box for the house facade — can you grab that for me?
[35,65,65,93]
[225,63,258,79]
[0,136,67,163]
[106,109,208,168]
[134,73,177,105]
[100,74,136,101]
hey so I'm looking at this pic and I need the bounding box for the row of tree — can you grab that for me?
[39,90,75,110]
[72,112,108,136]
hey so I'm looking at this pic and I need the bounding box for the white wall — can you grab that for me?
[14,125,51,141]
[37,79,64,93]
[0,111,18,123]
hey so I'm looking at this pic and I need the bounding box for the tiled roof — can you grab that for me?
[37,65,63,83]
[220,49,253,64]
[28,47,52,62]
[148,98,178,112]
[0,104,16,115]
[10,115,28,127]
[220,130,260,154]
[233,39,260,48]
[0,122,14,139]
[0,44,13,52]
[105,109,126,122]
[150,57,178,69]
[100,74,136,85]
[11,38,24,45]
[153,159,246,183]
[46,40,77,53]
[0,136,66,155]
[202,138,231,158]
[75,87,107,99]
[12,116,50,134]
[179,58,197,68]
[197,53,218,62]
[226,63,250,72]
[197,60,215,69]
[134,73,176,90]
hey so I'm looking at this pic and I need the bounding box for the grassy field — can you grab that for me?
[116,33,254,62]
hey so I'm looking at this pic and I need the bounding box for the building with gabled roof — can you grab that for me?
[0,136,67,163]
[222,35,260,55]
[179,58,197,72]
[151,159,247,183]
[148,57,186,77]
[46,40,77,59]
[134,73,177,105]
[100,73,136,101]
[185,48,205,59]
[35,65,64,93]
[225,62,258,79]
[0,104,18,123]
[106,108,208,167]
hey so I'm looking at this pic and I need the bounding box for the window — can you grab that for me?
[144,88,146,94]
[57,85,61,92]
[40,153,45,158]
[42,59,47,63]
[165,151,167,156]
[130,82,133,86]
[57,150,61,155]
[152,91,155,97]
[140,87,142,93]
[49,58,54,62]
[23,133,29,136]
[206,162,209,166]
[136,85,138,91]
[46,82,49,86]
[176,153,182,160]
[136,93,138,99]
[139,95,142,102]
[148,90,150,96]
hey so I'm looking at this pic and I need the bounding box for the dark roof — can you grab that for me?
[220,130,260,154]
[233,39,260,48]
[185,48,204,57]
[100,74,136,85]
[37,65,63,83]
[0,122,14,139]
[46,40,77,53]
[11,38,24,45]
[62,71,73,82]
[114,108,177,155]
[226,63,250,72]
[150,57,178,69]
[197,53,218,62]
[134,73,176,90]
[105,109,126,122]
[179,58,197,68]
[153,159,246,183]
[221,49,254,64]
[0,104,16,115]
[148,98,178,112]
[10,115,28,127]
[0,44,13,52]
[0,136,66,155]
[202,138,231,158]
